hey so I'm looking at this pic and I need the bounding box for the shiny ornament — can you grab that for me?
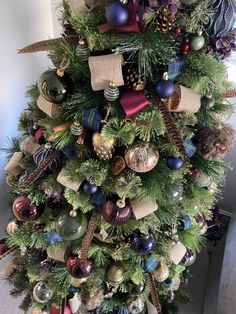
[38,69,74,103]
[155,72,175,99]
[70,121,84,136]
[130,232,155,254]
[166,156,184,170]
[193,173,212,188]
[103,200,131,226]
[33,282,52,304]
[33,146,61,171]
[208,181,218,195]
[12,196,42,221]
[181,250,196,266]
[165,183,183,204]
[181,43,190,56]
[68,275,88,287]
[205,0,236,37]
[125,142,159,173]
[167,290,175,303]
[195,213,208,234]
[34,127,46,145]
[76,39,90,61]
[174,27,181,35]
[6,220,18,234]
[6,175,16,187]
[201,96,215,109]
[106,2,129,28]
[153,262,169,282]
[178,214,192,231]
[106,265,124,286]
[83,181,98,195]
[127,298,145,314]
[67,256,93,279]
[56,211,87,241]
[128,283,145,297]
[104,81,120,101]
[92,132,115,160]
[190,32,205,51]
[184,138,197,158]
[154,6,176,33]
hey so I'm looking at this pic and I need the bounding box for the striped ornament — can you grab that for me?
[33,147,61,171]
[104,82,120,102]
[76,40,90,61]
[70,121,84,136]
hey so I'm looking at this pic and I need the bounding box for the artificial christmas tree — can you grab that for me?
[2,0,236,313]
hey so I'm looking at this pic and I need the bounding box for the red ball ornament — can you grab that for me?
[67,256,93,279]
[102,200,131,226]
[174,26,181,34]
[50,305,71,314]
[12,196,42,221]
[188,169,201,177]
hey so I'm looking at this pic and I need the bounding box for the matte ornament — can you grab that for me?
[190,34,205,51]
[155,73,175,98]
[83,181,98,195]
[37,95,61,118]
[131,232,155,254]
[70,121,84,136]
[12,196,42,221]
[166,156,184,170]
[120,90,149,118]
[20,136,41,155]
[106,265,124,286]
[33,282,52,304]
[57,168,83,192]
[112,156,126,176]
[103,200,131,226]
[125,142,159,173]
[76,39,90,61]
[56,211,87,241]
[4,152,24,177]
[141,255,159,273]
[106,2,129,28]
[193,173,212,188]
[67,256,93,279]
[38,69,74,103]
[104,82,120,102]
[42,230,62,246]
[6,221,18,235]
[33,146,61,172]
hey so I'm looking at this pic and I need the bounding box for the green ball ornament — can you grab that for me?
[165,183,183,205]
[56,210,87,241]
[190,33,205,51]
[193,173,212,188]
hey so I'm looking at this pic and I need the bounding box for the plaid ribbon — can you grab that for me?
[118,308,131,314]
[184,138,197,158]
[81,108,102,131]
[141,255,159,273]
[68,285,81,293]
[43,230,62,246]
[168,57,186,81]
[92,192,107,210]
[61,144,76,158]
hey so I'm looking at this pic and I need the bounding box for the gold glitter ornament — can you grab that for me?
[92,132,115,160]
[153,262,169,282]
[7,220,18,234]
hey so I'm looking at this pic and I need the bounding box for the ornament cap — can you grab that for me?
[163,72,169,81]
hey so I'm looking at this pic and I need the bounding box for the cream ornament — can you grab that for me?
[153,262,169,282]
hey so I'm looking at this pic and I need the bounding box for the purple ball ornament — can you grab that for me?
[67,256,93,279]
[12,196,43,222]
[102,200,131,226]
[83,181,98,195]
[166,156,184,170]
[155,72,175,99]
[106,1,130,29]
[181,249,196,267]
[131,231,155,254]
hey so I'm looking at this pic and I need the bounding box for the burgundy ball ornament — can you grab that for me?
[103,200,131,226]
[38,69,74,104]
[130,232,155,254]
[12,196,42,221]
[155,72,175,99]
[67,256,93,279]
[83,181,98,195]
[106,2,130,29]
[166,156,184,170]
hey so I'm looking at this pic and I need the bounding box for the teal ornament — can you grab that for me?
[193,173,212,188]
[56,211,87,241]
[165,183,183,204]
[70,121,84,136]
[190,33,205,51]
[104,82,120,102]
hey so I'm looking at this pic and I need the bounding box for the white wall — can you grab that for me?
[0,1,55,238]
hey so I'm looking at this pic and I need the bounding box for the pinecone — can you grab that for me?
[154,6,176,33]
[124,68,145,91]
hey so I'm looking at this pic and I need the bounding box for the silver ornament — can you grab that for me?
[33,282,52,304]
[125,142,159,173]
[70,121,84,136]
[127,298,145,314]
[104,81,120,102]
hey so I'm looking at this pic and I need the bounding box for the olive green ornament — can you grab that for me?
[165,183,184,205]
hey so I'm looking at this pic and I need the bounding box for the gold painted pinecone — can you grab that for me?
[92,132,115,161]
[154,6,176,33]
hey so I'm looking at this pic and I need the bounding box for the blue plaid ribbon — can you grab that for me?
[184,138,197,158]
[141,255,159,273]
[168,57,186,81]
[81,108,102,131]
[118,308,131,314]
[68,285,81,293]
[43,230,62,246]
[92,192,107,210]
[61,144,76,158]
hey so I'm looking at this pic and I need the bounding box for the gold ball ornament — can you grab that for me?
[106,265,124,286]
[7,220,18,234]
[153,262,169,282]
[69,275,88,287]
[92,132,115,161]
[125,142,159,173]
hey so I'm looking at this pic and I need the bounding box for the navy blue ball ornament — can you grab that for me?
[166,156,184,170]
[83,181,98,195]
[178,214,192,231]
[184,138,197,158]
[131,232,155,254]
[28,124,38,136]
[106,2,130,29]
[155,72,175,99]
[33,146,61,172]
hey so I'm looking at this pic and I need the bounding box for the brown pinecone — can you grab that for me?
[125,68,145,91]
[154,6,176,33]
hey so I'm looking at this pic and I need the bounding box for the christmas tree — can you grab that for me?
[3,0,236,313]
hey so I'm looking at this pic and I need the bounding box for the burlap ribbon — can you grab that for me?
[88,54,124,91]
[68,0,108,13]
[37,95,61,119]
[131,197,158,220]
[4,152,24,177]
[167,85,201,113]
[20,136,41,155]
[169,242,187,265]
[57,168,84,192]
